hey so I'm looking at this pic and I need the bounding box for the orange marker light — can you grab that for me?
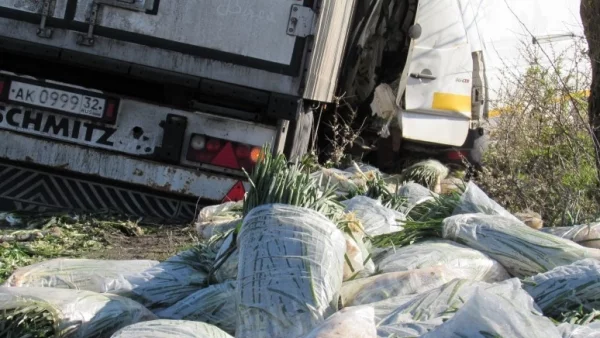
[250,147,263,163]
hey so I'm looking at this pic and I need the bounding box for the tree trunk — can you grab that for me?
[581,0,600,175]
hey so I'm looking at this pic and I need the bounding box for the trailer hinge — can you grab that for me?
[287,4,315,38]
[77,0,157,46]
[77,2,99,46]
[37,0,53,39]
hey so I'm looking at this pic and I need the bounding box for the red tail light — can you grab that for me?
[222,181,246,202]
[104,99,117,121]
[187,133,263,171]
[206,139,222,152]
[235,145,251,159]
[0,81,5,96]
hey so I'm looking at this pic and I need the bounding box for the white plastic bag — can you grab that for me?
[421,287,561,338]
[212,232,239,283]
[303,306,377,338]
[236,204,346,338]
[341,196,405,237]
[3,258,159,294]
[376,319,444,338]
[557,322,600,338]
[452,181,521,223]
[128,248,207,312]
[0,286,156,338]
[372,278,541,337]
[342,265,486,307]
[111,319,233,338]
[523,259,600,317]
[373,279,488,328]
[375,240,510,282]
[343,233,366,280]
[156,281,236,335]
[442,214,600,278]
[542,224,600,249]
[311,168,368,195]
[195,202,243,240]
[344,163,381,176]
[397,182,436,213]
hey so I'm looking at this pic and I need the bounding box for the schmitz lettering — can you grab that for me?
[0,105,116,146]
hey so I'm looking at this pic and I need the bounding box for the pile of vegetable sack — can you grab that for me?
[3,154,600,338]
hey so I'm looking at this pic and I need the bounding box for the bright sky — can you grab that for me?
[466,0,586,101]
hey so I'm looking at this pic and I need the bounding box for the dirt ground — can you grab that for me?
[88,225,198,261]
[0,212,200,283]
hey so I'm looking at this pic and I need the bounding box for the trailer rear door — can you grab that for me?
[0,0,312,76]
[70,0,310,75]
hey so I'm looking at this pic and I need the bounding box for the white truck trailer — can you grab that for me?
[0,0,582,220]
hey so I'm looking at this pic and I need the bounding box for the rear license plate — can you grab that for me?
[8,80,107,119]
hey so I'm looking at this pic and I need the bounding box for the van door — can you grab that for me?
[399,0,474,147]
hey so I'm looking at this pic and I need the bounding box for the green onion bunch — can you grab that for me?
[344,164,408,213]
[398,159,449,191]
[407,191,462,221]
[560,306,600,325]
[0,299,59,338]
[242,147,344,224]
[370,191,462,248]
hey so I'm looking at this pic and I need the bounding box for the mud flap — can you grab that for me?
[0,161,198,222]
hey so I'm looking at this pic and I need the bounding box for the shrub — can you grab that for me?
[477,40,600,227]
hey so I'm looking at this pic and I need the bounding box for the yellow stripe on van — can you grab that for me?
[488,109,502,118]
[432,92,471,113]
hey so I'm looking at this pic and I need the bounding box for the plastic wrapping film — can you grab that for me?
[543,227,577,237]
[372,279,488,333]
[557,322,600,338]
[523,259,600,318]
[541,223,600,249]
[344,233,367,280]
[377,319,443,338]
[236,204,346,338]
[0,286,157,338]
[356,236,376,277]
[442,214,600,278]
[344,163,381,176]
[346,231,376,280]
[375,240,510,282]
[3,258,159,293]
[195,202,243,240]
[341,196,405,237]
[128,248,207,312]
[452,181,522,223]
[396,182,436,213]
[156,281,237,335]
[342,265,490,307]
[372,278,544,337]
[311,168,367,195]
[421,286,561,338]
[110,319,233,338]
[303,305,377,338]
[213,232,239,283]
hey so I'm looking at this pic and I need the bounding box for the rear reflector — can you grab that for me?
[211,142,240,169]
[0,81,5,96]
[223,181,246,202]
[186,133,262,171]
